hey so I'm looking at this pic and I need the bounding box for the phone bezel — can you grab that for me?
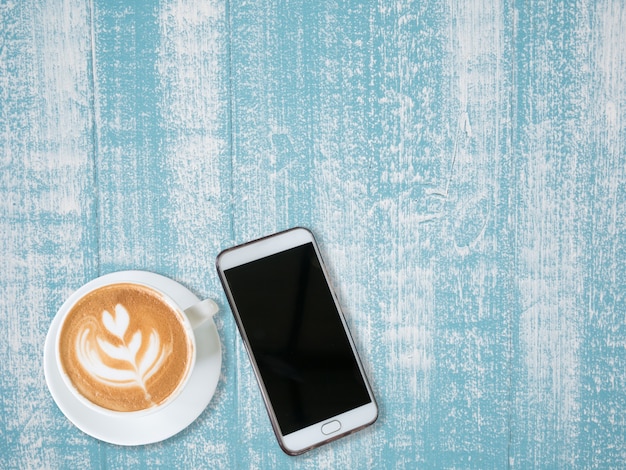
[216,227,378,455]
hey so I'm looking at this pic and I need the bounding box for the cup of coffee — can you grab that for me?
[55,281,217,416]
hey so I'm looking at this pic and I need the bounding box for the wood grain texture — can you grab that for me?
[0,1,98,468]
[91,1,232,467]
[511,0,626,467]
[1,0,625,468]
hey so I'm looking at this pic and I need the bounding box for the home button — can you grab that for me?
[321,420,342,435]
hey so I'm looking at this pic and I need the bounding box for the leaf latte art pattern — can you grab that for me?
[75,303,171,402]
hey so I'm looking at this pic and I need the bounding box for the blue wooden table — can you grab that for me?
[2,0,625,468]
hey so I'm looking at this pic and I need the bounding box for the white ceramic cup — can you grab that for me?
[55,280,218,418]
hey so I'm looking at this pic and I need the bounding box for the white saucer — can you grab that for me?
[43,270,222,446]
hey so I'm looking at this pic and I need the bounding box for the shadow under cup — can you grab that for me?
[56,282,199,417]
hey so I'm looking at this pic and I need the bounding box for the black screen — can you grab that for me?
[224,242,371,435]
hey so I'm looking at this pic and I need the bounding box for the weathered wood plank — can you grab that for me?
[364,1,513,467]
[91,0,232,467]
[0,0,98,467]
[579,3,626,466]
[511,0,626,467]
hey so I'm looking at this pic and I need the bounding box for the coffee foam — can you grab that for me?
[58,283,193,412]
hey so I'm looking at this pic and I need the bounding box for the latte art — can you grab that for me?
[76,303,171,402]
[58,283,194,412]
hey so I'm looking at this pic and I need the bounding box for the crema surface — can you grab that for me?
[58,283,193,412]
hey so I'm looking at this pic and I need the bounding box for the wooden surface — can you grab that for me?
[1,0,624,468]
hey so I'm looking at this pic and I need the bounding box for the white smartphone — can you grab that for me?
[216,227,378,455]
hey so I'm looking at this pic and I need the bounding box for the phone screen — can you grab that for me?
[223,242,371,435]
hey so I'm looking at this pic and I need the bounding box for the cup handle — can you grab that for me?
[184,298,219,329]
